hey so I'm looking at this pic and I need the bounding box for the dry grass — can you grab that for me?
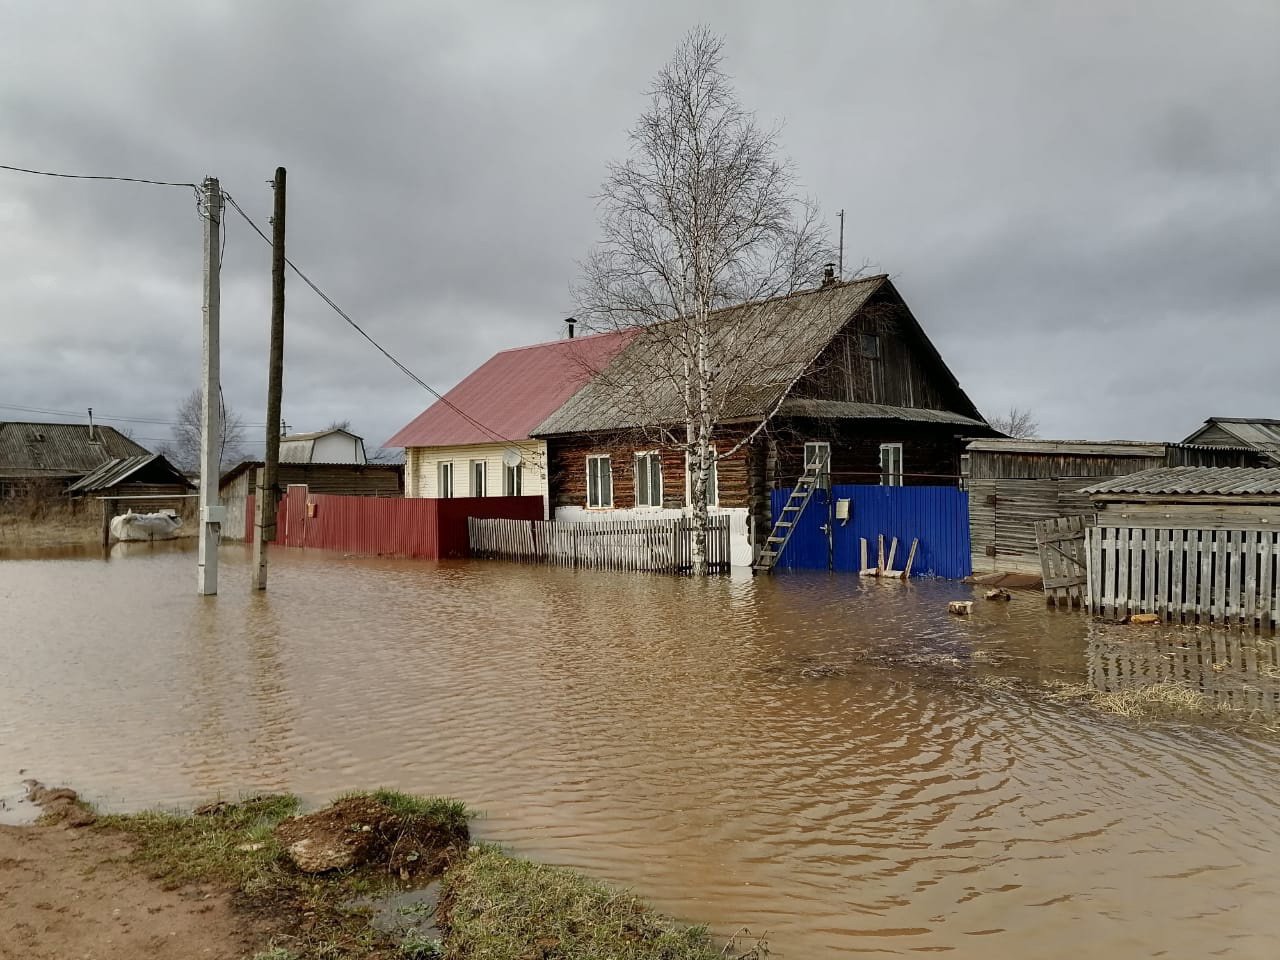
[1047,680,1280,735]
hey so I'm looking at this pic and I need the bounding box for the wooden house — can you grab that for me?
[966,438,1263,576]
[219,460,403,541]
[1182,417,1280,465]
[386,331,634,510]
[0,421,149,498]
[530,275,997,565]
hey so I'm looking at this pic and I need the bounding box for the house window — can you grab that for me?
[804,441,831,484]
[504,463,523,497]
[634,452,663,507]
[959,453,970,492]
[880,443,903,486]
[686,450,718,507]
[860,333,880,358]
[471,460,487,497]
[438,461,454,499]
[587,455,613,508]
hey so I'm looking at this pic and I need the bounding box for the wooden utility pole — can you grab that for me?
[197,176,224,595]
[252,167,287,590]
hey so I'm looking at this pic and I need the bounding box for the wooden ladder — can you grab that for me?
[753,452,829,573]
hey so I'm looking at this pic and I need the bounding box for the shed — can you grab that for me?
[966,438,1262,576]
[219,460,403,541]
[67,454,195,501]
[1182,418,1280,465]
[0,421,149,497]
[1080,467,1280,629]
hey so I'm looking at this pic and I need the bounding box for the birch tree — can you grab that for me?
[576,27,832,574]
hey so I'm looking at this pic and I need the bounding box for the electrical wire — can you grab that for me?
[0,399,267,427]
[0,162,197,190]
[222,192,541,456]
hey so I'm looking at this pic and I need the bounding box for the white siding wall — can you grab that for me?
[404,442,547,499]
[311,433,365,464]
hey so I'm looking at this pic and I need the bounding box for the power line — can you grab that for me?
[222,192,540,455]
[0,162,197,190]
[0,401,268,428]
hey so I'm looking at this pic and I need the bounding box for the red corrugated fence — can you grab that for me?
[245,487,543,559]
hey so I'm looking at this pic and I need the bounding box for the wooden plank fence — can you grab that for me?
[1086,525,1280,630]
[1034,515,1092,608]
[467,515,732,574]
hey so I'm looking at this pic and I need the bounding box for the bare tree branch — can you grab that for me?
[987,406,1040,439]
[170,389,247,474]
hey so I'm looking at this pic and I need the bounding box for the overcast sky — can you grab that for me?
[1,1,1276,455]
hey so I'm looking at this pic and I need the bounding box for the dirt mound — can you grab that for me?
[274,796,465,878]
[23,781,96,827]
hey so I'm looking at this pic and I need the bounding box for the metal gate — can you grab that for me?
[769,484,971,579]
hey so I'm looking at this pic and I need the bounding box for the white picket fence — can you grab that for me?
[468,515,731,574]
[1086,525,1280,630]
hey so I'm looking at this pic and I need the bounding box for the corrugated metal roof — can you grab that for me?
[67,455,157,492]
[0,422,150,478]
[1083,467,1280,497]
[776,399,988,427]
[1184,418,1280,464]
[534,277,918,436]
[281,428,360,442]
[387,330,636,447]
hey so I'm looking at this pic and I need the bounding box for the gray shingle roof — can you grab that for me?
[0,422,150,478]
[776,399,988,427]
[533,276,981,437]
[1083,467,1280,498]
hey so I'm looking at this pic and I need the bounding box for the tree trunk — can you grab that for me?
[690,313,712,576]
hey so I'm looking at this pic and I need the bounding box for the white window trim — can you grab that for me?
[684,447,719,508]
[504,462,523,497]
[438,460,454,499]
[880,443,904,487]
[470,459,487,497]
[634,450,663,509]
[586,454,614,509]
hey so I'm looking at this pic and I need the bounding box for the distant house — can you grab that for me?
[67,454,195,503]
[530,274,997,565]
[385,331,635,510]
[0,421,150,498]
[218,459,404,541]
[279,428,367,465]
[1183,418,1280,465]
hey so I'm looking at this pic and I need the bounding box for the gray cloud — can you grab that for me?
[1,0,1276,453]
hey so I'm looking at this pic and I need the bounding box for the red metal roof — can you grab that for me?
[385,330,635,448]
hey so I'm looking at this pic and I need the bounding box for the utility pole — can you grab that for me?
[197,177,224,595]
[252,167,287,591]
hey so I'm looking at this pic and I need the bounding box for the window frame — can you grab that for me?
[879,443,904,487]
[470,459,487,497]
[586,454,613,509]
[504,463,523,497]
[803,441,832,485]
[634,451,663,508]
[438,460,454,499]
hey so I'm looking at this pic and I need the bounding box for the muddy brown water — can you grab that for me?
[3,543,1280,957]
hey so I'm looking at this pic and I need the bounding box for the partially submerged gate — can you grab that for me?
[1034,515,1090,607]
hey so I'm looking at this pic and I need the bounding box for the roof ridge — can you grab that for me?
[491,328,635,357]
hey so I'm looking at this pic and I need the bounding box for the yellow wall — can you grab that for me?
[404,442,547,499]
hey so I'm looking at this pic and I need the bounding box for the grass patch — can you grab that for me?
[360,790,470,834]
[441,846,767,959]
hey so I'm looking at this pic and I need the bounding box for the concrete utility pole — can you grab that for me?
[197,176,225,595]
[252,167,287,591]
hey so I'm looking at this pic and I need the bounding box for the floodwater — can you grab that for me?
[3,543,1280,958]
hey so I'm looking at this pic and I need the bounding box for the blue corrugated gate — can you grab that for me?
[769,484,971,579]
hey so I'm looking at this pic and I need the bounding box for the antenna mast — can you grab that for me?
[837,209,845,279]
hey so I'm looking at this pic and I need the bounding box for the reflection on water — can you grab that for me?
[1088,628,1280,713]
[4,544,1280,958]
